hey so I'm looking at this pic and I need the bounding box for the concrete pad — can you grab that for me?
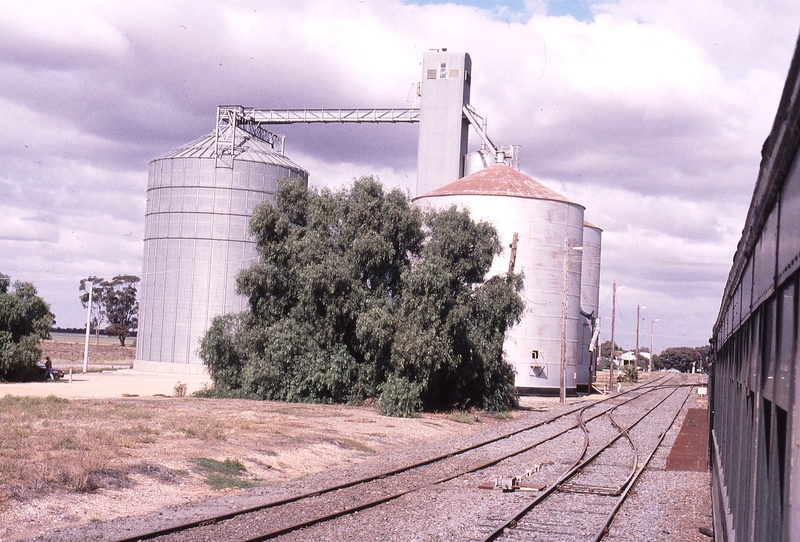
[0,369,211,399]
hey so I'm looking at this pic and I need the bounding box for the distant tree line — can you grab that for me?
[79,275,139,346]
[598,339,711,373]
[657,345,712,373]
[199,177,524,416]
[0,272,54,381]
[50,327,138,337]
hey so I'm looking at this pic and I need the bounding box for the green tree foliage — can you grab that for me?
[79,276,106,345]
[620,363,638,383]
[696,345,712,371]
[599,340,622,369]
[102,275,139,346]
[0,273,54,381]
[199,177,524,416]
[637,348,651,370]
[656,346,710,372]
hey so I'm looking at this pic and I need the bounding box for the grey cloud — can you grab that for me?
[0,0,797,340]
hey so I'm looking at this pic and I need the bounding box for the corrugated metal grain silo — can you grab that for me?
[134,128,308,374]
[413,162,585,396]
[577,221,602,391]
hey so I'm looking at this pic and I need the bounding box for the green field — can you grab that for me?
[49,332,131,346]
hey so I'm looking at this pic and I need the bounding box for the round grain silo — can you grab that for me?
[134,128,308,374]
[413,162,585,396]
[577,221,602,392]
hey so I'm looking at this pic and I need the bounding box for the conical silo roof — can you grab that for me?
[584,220,603,231]
[414,162,580,207]
[153,127,308,172]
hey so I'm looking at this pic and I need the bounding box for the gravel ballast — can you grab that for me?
[27,375,712,541]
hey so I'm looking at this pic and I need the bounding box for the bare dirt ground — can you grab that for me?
[0,341,519,542]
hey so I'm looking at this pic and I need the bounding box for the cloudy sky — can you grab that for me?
[1,0,799,353]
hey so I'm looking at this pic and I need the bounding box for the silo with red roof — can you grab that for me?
[414,162,586,396]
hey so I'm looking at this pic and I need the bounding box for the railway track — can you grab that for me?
[117,375,692,542]
[478,381,691,541]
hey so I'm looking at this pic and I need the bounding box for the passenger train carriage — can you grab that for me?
[712,32,800,541]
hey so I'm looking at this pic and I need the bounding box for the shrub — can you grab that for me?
[200,178,523,416]
[173,381,187,397]
[0,274,54,381]
[621,363,639,383]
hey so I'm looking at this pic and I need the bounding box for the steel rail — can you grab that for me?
[559,390,640,496]
[557,374,680,493]
[593,390,692,541]
[115,402,593,542]
[606,406,640,496]
[238,383,676,542]
[116,376,673,542]
[479,383,687,541]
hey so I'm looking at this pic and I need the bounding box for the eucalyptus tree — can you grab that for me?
[0,273,54,380]
[102,275,139,346]
[200,177,523,416]
[79,276,106,345]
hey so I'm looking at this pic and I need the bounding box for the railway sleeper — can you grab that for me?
[559,481,622,495]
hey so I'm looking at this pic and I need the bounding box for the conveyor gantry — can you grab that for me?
[213,104,497,169]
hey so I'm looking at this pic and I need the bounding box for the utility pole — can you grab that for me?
[594,325,601,384]
[560,238,569,404]
[649,318,659,378]
[634,304,641,372]
[83,285,93,373]
[608,281,617,392]
[508,232,519,274]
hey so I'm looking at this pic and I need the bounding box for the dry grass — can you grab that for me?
[0,394,511,511]
[0,392,518,542]
[190,457,257,489]
[0,340,522,541]
[39,338,135,370]
[446,410,482,424]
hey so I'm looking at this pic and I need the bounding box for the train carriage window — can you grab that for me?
[776,406,788,512]
[761,298,777,398]
[778,162,800,282]
[734,331,744,383]
[776,281,795,407]
[749,309,761,390]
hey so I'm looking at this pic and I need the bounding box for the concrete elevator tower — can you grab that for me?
[416,51,472,196]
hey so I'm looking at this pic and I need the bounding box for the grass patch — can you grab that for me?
[108,403,152,419]
[130,462,182,483]
[203,473,256,490]
[332,438,375,454]
[53,452,119,493]
[179,421,225,440]
[191,457,246,475]
[491,411,514,420]
[191,457,255,490]
[173,381,187,397]
[447,411,481,424]
[0,395,70,418]
[53,436,85,450]
[122,424,160,444]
